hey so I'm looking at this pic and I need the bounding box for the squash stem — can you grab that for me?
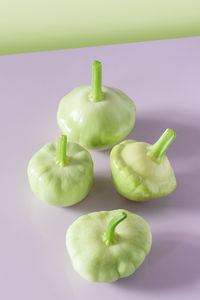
[56,135,67,167]
[147,128,176,163]
[104,212,127,246]
[89,60,103,102]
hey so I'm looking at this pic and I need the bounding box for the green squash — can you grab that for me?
[57,61,136,150]
[110,128,177,201]
[66,209,152,282]
[27,135,93,206]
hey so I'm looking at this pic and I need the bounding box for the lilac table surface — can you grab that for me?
[0,37,200,300]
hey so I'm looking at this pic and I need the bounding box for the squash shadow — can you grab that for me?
[67,167,200,215]
[66,174,129,213]
[67,165,200,216]
[114,232,200,290]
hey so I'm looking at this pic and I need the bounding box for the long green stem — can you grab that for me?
[147,128,176,163]
[104,212,127,246]
[89,60,103,102]
[56,135,67,167]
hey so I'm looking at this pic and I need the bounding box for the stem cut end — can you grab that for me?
[147,128,176,163]
[56,135,67,167]
[104,211,127,246]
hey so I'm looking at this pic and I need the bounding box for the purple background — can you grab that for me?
[0,37,200,300]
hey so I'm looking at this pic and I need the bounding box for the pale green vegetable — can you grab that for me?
[66,209,152,282]
[110,128,177,201]
[57,61,136,150]
[27,135,93,206]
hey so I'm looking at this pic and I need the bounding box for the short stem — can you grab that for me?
[147,128,176,163]
[56,135,67,167]
[104,212,127,246]
[89,60,103,102]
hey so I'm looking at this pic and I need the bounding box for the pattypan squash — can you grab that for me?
[66,209,152,282]
[110,128,177,201]
[57,61,136,150]
[27,135,93,206]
